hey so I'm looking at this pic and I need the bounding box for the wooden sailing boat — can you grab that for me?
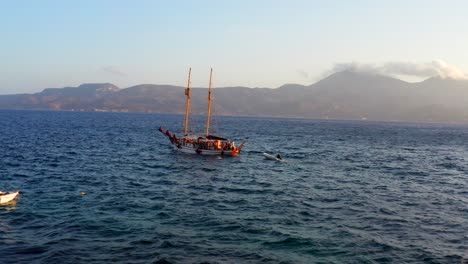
[159,68,245,156]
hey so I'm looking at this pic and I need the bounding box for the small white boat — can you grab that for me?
[0,191,20,204]
[263,153,284,161]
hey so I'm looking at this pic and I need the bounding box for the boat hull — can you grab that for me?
[0,191,19,204]
[175,144,239,156]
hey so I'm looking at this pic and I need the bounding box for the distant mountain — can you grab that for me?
[2,71,468,123]
[0,83,119,110]
[40,83,119,97]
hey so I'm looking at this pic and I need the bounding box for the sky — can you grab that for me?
[1,0,468,94]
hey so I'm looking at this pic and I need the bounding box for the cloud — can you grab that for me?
[296,69,311,80]
[329,62,380,75]
[327,60,468,80]
[100,66,127,77]
[428,60,468,79]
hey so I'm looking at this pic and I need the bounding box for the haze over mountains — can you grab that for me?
[1,70,468,124]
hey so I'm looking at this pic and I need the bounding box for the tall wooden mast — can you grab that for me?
[205,68,213,137]
[184,68,192,136]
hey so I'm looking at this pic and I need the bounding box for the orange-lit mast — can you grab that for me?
[205,68,213,137]
[184,68,192,136]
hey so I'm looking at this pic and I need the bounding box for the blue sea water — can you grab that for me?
[0,110,467,264]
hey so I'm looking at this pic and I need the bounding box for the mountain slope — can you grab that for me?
[2,72,468,123]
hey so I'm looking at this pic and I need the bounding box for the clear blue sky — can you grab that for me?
[1,0,468,93]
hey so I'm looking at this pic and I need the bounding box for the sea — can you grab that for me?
[0,110,466,264]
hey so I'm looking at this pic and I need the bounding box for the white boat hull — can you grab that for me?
[175,144,239,156]
[0,191,19,204]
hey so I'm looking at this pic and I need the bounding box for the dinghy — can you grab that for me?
[0,191,19,204]
[263,153,284,161]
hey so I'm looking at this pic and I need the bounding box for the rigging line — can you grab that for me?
[212,101,221,136]
[185,100,195,135]
[183,67,192,136]
[188,95,197,135]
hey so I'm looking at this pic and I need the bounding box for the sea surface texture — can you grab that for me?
[0,110,467,264]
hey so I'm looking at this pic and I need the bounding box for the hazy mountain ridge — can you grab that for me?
[2,71,468,123]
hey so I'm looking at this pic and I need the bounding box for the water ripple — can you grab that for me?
[0,111,466,263]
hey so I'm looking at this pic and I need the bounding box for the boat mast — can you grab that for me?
[205,68,213,137]
[184,68,192,136]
